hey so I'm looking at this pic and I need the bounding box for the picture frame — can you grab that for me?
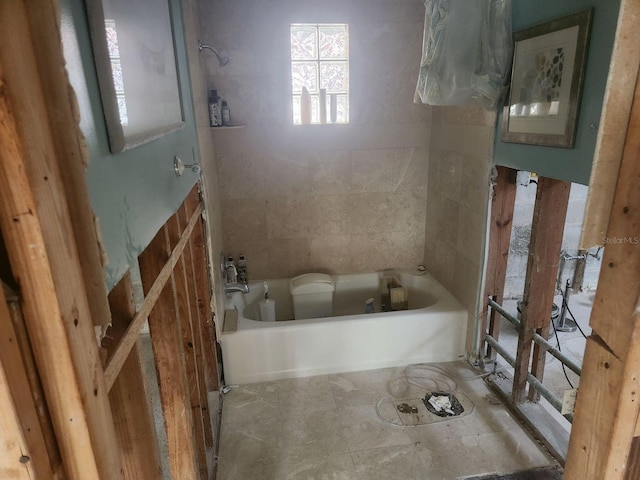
[86,0,184,153]
[501,9,592,148]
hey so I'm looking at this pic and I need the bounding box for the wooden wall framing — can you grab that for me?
[0,2,220,478]
[481,166,517,361]
[565,58,640,480]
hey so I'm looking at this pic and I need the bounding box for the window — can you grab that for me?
[105,19,129,126]
[290,23,349,125]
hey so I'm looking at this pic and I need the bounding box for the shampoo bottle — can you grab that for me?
[237,255,248,284]
[208,90,222,127]
[259,282,276,322]
[300,86,312,125]
[221,101,231,126]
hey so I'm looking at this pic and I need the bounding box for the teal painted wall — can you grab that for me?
[494,0,620,185]
[60,0,200,290]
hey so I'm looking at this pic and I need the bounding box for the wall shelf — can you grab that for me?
[211,125,245,129]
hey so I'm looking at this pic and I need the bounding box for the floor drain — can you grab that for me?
[423,392,465,417]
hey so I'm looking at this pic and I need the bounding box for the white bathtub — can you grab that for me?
[220,270,468,385]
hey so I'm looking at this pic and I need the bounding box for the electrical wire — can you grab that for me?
[562,297,589,340]
[551,317,575,389]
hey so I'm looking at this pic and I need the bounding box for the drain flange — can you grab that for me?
[422,392,465,417]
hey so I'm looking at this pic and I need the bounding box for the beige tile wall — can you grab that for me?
[182,0,227,317]
[424,106,496,355]
[199,0,432,280]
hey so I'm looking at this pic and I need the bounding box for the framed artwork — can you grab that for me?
[86,0,184,153]
[501,9,592,148]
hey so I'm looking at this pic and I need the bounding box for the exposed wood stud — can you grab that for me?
[23,0,112,333]
[187,190,220,392]
[4,284,61,476]
[1,285,55,479]
[566,56,640,479]
[107,273,163,480]
[180,193,214,450]
[0,346,35,480]
[0,2,124,478]
[139,225,199,479]
[168,210,208,478]
[580,0,640,249]
[104,204,202,390]
[482,166,517,361]
[512,177,571,404]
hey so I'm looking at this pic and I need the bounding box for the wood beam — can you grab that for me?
[626,437,640,480]
[4,285,62,478]
[566,61,640,480]
[0,344,35,480]
[1,286,54,479]
[482,166,517,360]
[167,211,208,478]
[139,225,199,479]
[0,35,123,480]
[103,204,202,390]
[180,196,214,450]
[107,273,163,480]
[23,0,112,332]
[187,190,220,392]
[580,0,640,249]
[512,177,571,404]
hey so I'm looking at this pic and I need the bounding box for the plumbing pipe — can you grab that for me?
[485,333,572,422]
[488,298,582,377]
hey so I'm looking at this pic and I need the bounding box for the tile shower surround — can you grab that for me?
[424,106,497,352]
[199,0,498,356]
[219,147,428,279]
[200,0,431,280]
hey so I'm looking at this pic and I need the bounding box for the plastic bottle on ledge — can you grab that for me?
[208,90,222,127]
[237,255,248,284]
[300,86,311,125]
[221,101,231,126]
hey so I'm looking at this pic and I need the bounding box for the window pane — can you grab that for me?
[117,95,129,126]
[291,62,318,93]
[291,25,317,60]
[319,25,348,59]
[320,62,348,92]
[290,23,349,125]
[337,94,349,123]
[105,20,121,58]
[111,59,125,93]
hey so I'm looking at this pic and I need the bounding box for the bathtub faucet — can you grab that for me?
[224,282,250,294]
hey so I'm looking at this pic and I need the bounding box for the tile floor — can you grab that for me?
[217,362,557,480]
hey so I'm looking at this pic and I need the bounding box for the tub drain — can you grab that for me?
[422,392,464,417]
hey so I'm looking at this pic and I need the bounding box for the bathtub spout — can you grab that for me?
[225,282,250,294]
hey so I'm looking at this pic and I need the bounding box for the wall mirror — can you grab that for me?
[86,0,184,153]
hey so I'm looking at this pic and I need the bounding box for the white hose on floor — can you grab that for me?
[375,362,500,427]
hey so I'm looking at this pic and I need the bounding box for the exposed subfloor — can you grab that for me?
[216,361,558,479]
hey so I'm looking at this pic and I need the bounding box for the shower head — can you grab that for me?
[198,40,231,67]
